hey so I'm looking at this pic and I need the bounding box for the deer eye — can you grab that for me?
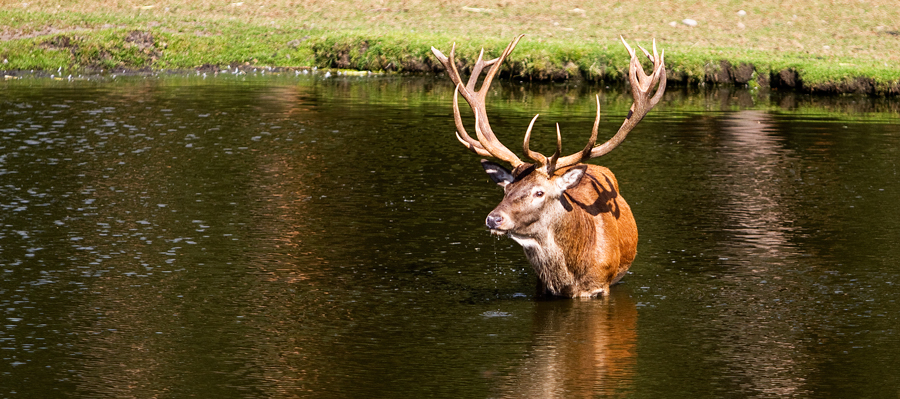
[534,190,544,198]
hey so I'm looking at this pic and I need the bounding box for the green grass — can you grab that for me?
[1,1,899,94]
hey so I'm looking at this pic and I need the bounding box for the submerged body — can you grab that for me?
[483,162,637,297]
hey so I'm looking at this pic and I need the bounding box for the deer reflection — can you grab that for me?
[495,289,637,398]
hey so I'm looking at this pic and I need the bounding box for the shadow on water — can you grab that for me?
[0,74,899,398]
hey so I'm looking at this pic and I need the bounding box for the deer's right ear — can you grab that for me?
[481,160,514,188]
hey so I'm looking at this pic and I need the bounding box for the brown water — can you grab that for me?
[1,74,899,398]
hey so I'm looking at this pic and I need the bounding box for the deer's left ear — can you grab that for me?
[481,159,515,188]
[556,166,586,191]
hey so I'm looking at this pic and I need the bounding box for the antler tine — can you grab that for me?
[586,95,601,155]
[431,43,462,88]
[478,35,523,100]
[448,43,461,85]
[466,49,487,92]
[523,114,547,167]
[522,117,565,175]
[620,36,636,59]
[636,44,652,62]
[545,123,562,174]
[649,47,666,107]
[521,116,564,175]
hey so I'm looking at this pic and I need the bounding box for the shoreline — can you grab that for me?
[3,56,899,97]
[3,1,899,97]
[4,30,898,97]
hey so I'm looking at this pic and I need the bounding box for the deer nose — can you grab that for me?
[486,213,504,229]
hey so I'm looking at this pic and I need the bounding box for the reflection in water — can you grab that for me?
[0,76,898,398]
[709,111,810,397]
[496,290,637,398]
[717,111,798,257]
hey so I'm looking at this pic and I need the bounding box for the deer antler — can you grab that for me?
[549,37,666,172]
[590,37,667,159]
[431,35,525,168]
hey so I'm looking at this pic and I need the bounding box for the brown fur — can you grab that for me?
[487,164,637,297]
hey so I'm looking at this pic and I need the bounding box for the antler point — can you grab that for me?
[620,36,636,57]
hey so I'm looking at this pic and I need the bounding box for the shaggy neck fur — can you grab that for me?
[514,192,601,297]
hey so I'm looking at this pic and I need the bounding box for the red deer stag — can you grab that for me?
[431,35,666,297]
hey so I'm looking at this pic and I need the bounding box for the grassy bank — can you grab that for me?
[2,1,899,95]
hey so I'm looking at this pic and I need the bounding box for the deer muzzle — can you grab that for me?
[486,212,509,234]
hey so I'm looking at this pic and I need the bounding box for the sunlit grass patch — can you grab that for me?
[1,1,898,94]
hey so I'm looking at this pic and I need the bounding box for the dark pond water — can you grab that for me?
[1,73,899,398]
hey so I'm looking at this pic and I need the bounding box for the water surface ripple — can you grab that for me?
[1,75,898,398]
